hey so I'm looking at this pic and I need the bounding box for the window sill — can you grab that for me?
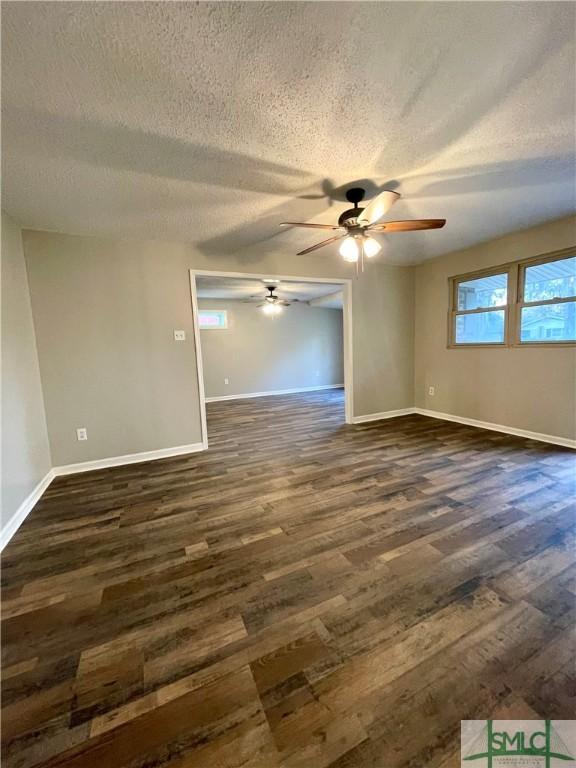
[447,342,576,349]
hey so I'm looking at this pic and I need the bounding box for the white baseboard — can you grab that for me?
[205,384,344,403]
[3,406,571,551]
[413,408,576,449]
[53,441,207,476]
[352,406,574,448]
[1,443,208,549]
[1,469,55,551]
[352,408,415,424]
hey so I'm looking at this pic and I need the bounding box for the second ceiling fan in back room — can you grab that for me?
[245,285,296,316]
[280,187,446,271]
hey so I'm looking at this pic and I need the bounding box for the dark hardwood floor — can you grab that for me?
[2,389,575,768]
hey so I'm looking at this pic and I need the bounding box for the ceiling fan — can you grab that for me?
[246,285,295,315]
[280,187,445,266]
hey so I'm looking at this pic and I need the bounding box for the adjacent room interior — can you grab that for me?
[1,2,575,767]
[193,274,347,441]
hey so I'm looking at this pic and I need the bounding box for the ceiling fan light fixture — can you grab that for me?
[280,186,445,269]
[339,236,360,263]
[363,236,382,258]
[262,302,282,316]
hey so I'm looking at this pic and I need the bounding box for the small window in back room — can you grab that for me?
[198,309,228,330]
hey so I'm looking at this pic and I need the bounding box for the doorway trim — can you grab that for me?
[189,269,353,447]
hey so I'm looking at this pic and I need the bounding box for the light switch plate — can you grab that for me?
[174,330,186,341]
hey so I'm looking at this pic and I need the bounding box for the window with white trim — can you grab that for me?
[452,271,508,345]
[448,249,575,347]
[518,256,575,344]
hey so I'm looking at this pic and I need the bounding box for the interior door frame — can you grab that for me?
[189,268,354,447]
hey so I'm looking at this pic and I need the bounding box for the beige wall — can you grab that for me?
[1,212,51,529]
[23,230,414,465]
[14,216,574,475]
[198,299,343,398]
[415,216,576,439]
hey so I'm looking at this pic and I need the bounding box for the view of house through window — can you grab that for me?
[453,272,508,344]
[520,256,576,343]
[455,310,506,344]
[450,252,576,346]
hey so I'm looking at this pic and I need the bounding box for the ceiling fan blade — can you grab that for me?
[368,219,446,232]
[297,234,347,256]
[278,300,291,306]
[280,222,343,230]
[357,190,401,226]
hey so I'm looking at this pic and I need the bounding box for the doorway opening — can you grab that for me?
[189,270,353,447]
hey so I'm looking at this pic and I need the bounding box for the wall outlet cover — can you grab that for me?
[428,386,435,396]
[174,330,186,341]
[76,428,88,441]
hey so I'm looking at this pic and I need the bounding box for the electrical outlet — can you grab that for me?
[174,330,186,341]
[224,378,229,385]
[76,427,88,441]
[428,386,435,396]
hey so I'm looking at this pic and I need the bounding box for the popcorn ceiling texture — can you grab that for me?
[2,1,575,264]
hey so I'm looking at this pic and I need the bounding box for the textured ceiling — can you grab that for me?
[196,276,342,304]
[2,2,575,265]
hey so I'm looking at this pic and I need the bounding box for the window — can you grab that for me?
[518,255,575,344]
[448,249,575,347]
[450,271,508,345]
[198,309,228,330]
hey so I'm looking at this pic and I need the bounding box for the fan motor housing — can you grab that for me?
[339,187,366,227]
[345,187,365,206]
[338,207,365,227]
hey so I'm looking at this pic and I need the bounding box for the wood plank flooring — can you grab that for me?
[2,389,575,768]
